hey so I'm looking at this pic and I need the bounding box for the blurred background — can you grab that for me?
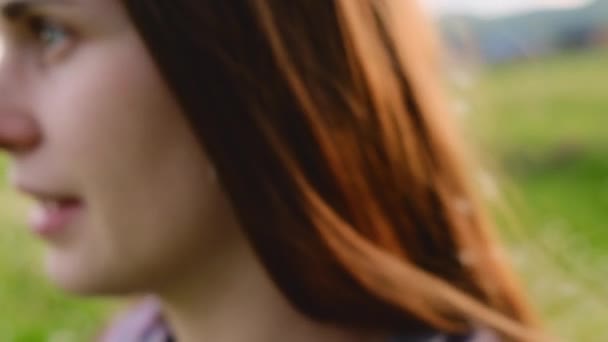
[1,0,607,340]
[432,0,608,340]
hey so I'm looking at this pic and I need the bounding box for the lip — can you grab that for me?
[15,183,84,238]
[28,199,84,237]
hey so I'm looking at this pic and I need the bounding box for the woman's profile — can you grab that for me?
[0,0,544,341]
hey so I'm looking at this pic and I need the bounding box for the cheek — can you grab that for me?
[40,34,181,166]
[36,33,224,277]
[37,31,206,196]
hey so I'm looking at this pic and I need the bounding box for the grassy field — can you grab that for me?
[0,48,607,341]
[471,48,608,341]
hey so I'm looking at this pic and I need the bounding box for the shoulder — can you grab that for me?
[98,297,172,342]
[390,327,501,342]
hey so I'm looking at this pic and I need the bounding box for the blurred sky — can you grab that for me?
[424,0,594,17]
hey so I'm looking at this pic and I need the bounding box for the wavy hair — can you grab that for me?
[121,1,543,340]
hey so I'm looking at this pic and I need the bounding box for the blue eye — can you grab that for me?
[28,16,69,48]
[40,24,67,46]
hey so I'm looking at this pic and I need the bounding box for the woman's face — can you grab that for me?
[0,0,235,294]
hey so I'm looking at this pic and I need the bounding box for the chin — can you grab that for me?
[43,250,143,297]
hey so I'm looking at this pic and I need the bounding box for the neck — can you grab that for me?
[154,227,382,342]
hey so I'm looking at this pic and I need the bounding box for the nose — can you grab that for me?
[0,44,41,154]
[0,111,41,153]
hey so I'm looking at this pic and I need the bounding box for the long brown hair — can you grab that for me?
[122,0,542,340]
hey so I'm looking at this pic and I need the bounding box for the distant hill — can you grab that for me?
[439,0,608,63]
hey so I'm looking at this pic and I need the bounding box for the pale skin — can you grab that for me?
[0,0,386,341]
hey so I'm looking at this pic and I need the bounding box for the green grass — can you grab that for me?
[472,48,608,153]
[1,48,607,340]
[470,48,608,340]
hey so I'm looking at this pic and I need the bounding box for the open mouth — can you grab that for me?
[28,197,84,237]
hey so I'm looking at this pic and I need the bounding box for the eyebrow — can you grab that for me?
[1,0,73,21]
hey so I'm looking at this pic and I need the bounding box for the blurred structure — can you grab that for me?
[438,0,608,64]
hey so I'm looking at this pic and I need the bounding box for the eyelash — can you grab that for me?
[25,14,73,56]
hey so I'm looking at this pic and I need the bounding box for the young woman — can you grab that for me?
[0,0,545,341]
